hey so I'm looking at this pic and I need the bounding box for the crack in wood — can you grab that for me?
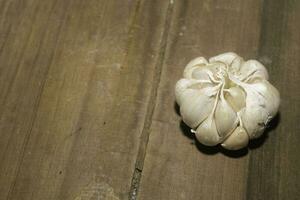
[128,1,175,199]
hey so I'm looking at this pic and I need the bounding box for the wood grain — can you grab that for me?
[138,0,300,200]
[246,1,300,199]
[0,0,299,200]
[0,0,170,199]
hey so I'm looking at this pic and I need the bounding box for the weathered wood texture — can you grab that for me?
[0,0,299,200]
[138,0,300,200]
[0,0,169,199]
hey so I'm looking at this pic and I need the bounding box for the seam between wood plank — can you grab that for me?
[128,1,175,200]
[54,0,143,199]
[244,1,267,199]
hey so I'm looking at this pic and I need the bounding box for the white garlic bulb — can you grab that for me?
[175,52,280,150]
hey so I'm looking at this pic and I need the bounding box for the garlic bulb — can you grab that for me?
[175,52,280,150]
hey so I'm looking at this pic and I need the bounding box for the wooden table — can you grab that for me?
[0,0,299,199]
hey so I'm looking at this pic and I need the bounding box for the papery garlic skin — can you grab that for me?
[175,52,280,150]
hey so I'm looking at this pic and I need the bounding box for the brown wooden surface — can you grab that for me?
[0,0,299,200]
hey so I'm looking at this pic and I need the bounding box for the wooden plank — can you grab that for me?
[139,0,300,199]
[0,0,170,199]
[246,1,300,199]
[0,0,72,198]
[137,0,291,199]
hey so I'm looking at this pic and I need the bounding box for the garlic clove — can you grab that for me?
[229,56,244,73]
[214,96,238,138]
[175,78,214,106]
[209,52,239,66]
[221,126,249,150]
[184,57,208,79]
[179,89,215,128]
[240,107,268,139]
[175,79,193,106]
[239,80,280,139]
[240,60,269,81]
[207,62,227,73]
[249,80,280,117]
[239,85,270,139]
[195,115,220,146]
[191,67,213,80]
[224,86,246,112]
